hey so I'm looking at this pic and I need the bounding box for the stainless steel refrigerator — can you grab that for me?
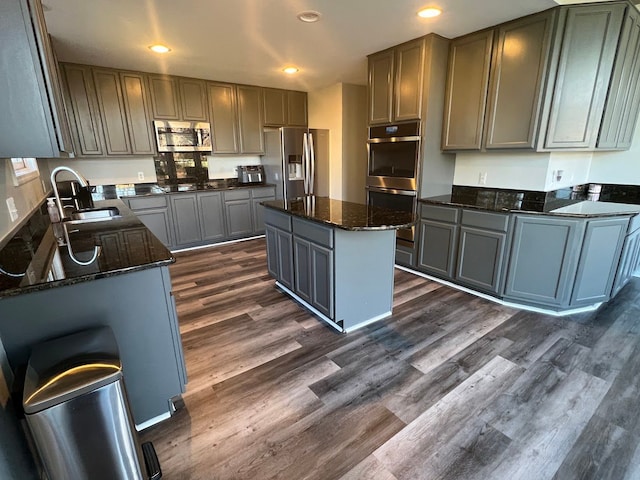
[262,127,329,199]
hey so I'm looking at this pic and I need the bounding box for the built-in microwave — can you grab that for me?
[154,120,212,152]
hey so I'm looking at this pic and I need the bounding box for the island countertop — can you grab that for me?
[261,196,415,231]
[0,199,173,299]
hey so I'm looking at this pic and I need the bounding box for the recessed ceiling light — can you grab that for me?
[297,11,321,23]
[283,67,299,75]
[149,44,171,54]
[417,7,442,18]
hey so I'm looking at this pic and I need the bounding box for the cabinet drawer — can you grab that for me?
[251,186,276,199]
[461,209,509,232]
[264,208,292,232]
[127,195,168,210]
[420,204,460,223]
[293,217,334,248]
[224,189,251,201]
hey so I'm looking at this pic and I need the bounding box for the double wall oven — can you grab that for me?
[366,121,420,245]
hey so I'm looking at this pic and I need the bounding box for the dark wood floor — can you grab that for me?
[140,238,640,480]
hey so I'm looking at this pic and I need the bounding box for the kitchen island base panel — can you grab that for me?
[0,266,186,428]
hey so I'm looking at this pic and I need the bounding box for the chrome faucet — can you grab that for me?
[50,166,90,220]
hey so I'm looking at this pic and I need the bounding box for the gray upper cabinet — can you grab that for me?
[237,85,265,154]
[63,64,155,156]
[62,64,104,156]
[263,88,308,127]
[368,37,425,125]
[443,2,635,152]
[442,30,493,150]
[542,3,625,149]
[0,0,73,157]
[92,68,131,155]
[207,82,239,154]
[178,78,208,122]
[484,10,556,149]
[120,72,155,155]
[287,90,308,126]
[598,6,640,150]
[148,75,181,120]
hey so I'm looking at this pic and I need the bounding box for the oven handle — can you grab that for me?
[366,186,417,196]
[367,136,420,144]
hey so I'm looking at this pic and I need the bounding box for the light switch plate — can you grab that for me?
[138,171,145,181]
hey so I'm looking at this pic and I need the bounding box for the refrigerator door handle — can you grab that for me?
[309,133,315,196]
[302,132,309,195]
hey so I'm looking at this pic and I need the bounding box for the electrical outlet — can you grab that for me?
[6,197,18,222]
[137,171,145,181]
[478,172,487,185]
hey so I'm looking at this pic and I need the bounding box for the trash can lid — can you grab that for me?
[23,327,123,414]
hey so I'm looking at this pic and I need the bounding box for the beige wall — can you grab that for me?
[46,157,157,185]
[309,83,367,203]
[0,159,47,246]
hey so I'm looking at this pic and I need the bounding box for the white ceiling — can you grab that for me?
[43,0,559,92]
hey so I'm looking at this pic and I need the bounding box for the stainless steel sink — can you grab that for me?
[67,207,121,223]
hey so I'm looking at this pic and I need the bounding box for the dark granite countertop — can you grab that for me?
[0,199,174,299]
[262,196,415,231]
[421,185,640,218]
[91,180,274,201]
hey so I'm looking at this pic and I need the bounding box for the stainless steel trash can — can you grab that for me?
[22,327,161,480]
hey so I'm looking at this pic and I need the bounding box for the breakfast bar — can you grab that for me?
[262,196,414,332]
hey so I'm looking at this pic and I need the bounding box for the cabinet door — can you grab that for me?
[293,237,312,303]
[287,90,308,126]
[368,49,394,124]
[120,72,155,155]
[148,75,180,120]
[311,243,334,318]
[198,191,226,242]
[417,219,459,279]
[571,217,628,305]
[394,38,424,122]
[62,63,104,156]
[225,199,253,237]
[263,88,287,126]
[28,0,73,154]
[543,4,625,149]
[121,229,153,263]
[251,197,267,234]
[179,78,208,122]
[133,208,173,247]
[170,194,202,246]
[237,85,265,154]
[277,230,294,289]
[265,226,280,279]
[207,82,239,153]
[505,215,582,306]
[599,9,640,149]
[92,69,131,155]
[456,227,506,294]
[442,30,494,150]
[484,10,555,149]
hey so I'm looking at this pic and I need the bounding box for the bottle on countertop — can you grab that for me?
[47,198,60,223]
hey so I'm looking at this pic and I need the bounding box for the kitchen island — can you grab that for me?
[0,199,186,429]
[262,196,414,332]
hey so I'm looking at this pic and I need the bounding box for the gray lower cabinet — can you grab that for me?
[265,212,294,290]
[251,186,276,234]
[292,236,334,317]
[456,227,507,294]
[0,265,187,426]
[198,191,226,242]
[293,237,312,303]
[504,215,584,307]
[417,205,460,279]
[170,194,202,247]
[611,215,640,296]
[224,189,253,238]
[125,195,173,248]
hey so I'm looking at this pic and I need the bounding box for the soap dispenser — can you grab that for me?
[46,198,60,223]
